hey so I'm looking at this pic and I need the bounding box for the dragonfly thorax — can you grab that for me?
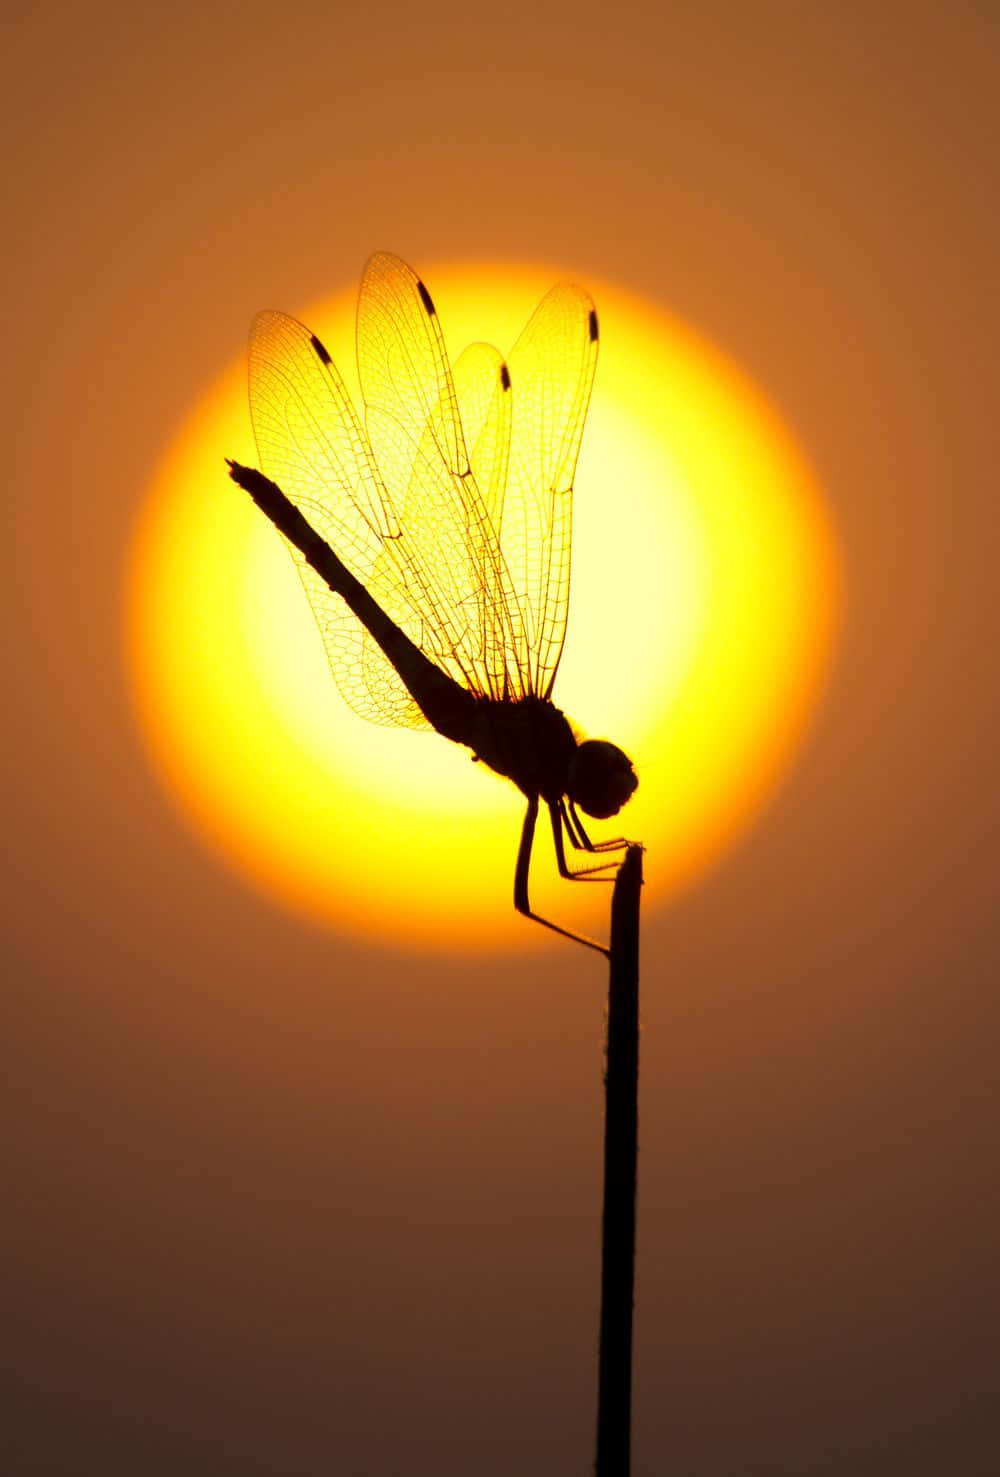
[467,697,637,817]
[467,697,576,801]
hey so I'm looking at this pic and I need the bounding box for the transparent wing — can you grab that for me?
[248,310,428,727]
[448,341,519,695]
[502,283,599,698]
[357,253,528,701]
[247,257,596,728]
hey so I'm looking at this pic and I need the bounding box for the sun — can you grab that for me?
[124,257,841,953]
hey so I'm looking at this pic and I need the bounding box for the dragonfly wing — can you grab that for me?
[246,263,594,726]
[248,310,429,728]
[504,283,599,698]
[449,342,524,700]
[451,342,511,524]
[357,254,528,702]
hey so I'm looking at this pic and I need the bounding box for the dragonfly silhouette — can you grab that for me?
[228,253,638,952]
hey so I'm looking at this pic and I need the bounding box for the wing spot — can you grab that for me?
[417,279,436,316]
[310,333,333,366]
[588,309,599,343]
[500,362,511,391]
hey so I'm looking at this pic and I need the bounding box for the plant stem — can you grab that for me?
[596,843,643,1477]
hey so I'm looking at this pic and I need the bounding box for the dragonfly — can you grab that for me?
[227,253,638,953]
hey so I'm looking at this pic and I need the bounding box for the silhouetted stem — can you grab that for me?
[596,843,643,1477]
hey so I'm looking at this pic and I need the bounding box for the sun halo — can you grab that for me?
[124,258,841,953]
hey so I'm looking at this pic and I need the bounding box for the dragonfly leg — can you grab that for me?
[515,797,609,956]
[561,797,589,850]
[550,802,622,882]
[558,799,630,874]
[567,797,631,854]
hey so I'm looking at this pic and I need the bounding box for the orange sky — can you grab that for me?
[4,4,998,1474]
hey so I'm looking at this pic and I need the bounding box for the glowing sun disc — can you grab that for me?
[125,259,841,953]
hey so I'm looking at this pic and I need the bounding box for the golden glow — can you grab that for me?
[125,259,841,952]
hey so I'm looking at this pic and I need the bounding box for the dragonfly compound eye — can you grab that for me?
[567,740,639,819]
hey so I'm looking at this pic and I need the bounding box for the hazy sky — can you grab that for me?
[5,4,998,1474]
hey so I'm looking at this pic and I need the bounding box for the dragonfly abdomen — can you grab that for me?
[227,461,476,742]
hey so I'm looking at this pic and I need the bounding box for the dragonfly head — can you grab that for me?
[567,740,638,819]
